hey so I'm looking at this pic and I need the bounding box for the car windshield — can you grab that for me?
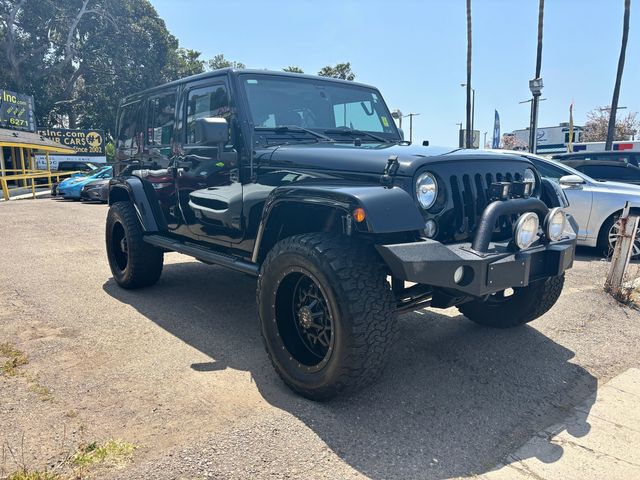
[240,74,400,144]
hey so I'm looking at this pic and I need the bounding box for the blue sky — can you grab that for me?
[150,0,639,147]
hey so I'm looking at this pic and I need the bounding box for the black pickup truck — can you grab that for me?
[106,69,576,400]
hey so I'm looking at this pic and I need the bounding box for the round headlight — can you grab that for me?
[524,168,537,191]
[545,207,566,242]
[514,212,540,250]
[416,172,438,210]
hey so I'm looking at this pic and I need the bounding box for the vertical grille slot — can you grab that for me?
[450,175,464,233]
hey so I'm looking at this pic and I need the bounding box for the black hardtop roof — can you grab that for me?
[120,68,378,105]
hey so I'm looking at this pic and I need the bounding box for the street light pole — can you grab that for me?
[403,113,421,144]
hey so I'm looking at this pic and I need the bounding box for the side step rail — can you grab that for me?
[144,234,259,277]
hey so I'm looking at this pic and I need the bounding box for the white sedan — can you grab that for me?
[518,153,640,257]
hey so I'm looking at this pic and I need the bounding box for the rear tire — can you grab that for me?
[257,233,397,400]
[458,274,564,328]
[106,201,163,289]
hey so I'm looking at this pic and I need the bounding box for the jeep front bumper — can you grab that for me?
[376,197,578,298]
[376,237,575,298]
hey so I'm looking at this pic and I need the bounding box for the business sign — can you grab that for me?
[37,128,105,156]
[0,89,36,131]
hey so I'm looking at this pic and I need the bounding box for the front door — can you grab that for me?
[175,80,243,242]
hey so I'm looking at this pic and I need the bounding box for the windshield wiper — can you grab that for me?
[255,126,334,142]
[323,128,392,143]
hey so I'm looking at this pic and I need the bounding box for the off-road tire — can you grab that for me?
[458,274,565,328]
[106,201,163,289]
[257,233,397,401]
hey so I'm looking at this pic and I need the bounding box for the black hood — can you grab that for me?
[257,142,532,177]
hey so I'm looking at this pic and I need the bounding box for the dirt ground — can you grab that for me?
[1,199,639,480]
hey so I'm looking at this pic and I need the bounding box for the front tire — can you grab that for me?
[106,201,163,289]
[257,233,397,400]
[458,274,564,328]
[597,211,640,259]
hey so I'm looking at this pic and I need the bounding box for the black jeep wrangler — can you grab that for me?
[106,69,576,400]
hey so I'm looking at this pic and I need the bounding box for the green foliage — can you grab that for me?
[207,53,246,71]
[72,440,136,467]
[317,62,356,81]
[283,66,304,73]
[0,342,28,376]
[4,470,62,480]
[0,0,193,132]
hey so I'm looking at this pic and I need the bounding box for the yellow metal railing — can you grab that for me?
[0,170,81,201]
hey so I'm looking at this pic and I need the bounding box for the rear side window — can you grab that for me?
[531,159,567,181]
[186,84,230,144]
[116,101,142,152]
[146,92,176,147]
[581,164,640,180]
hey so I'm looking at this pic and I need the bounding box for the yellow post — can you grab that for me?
[1,178,9,200]
[46,152,52,187]
[0,145,5,177]
[19,147,26,187]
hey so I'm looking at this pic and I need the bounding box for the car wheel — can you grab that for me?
[458,275,564,328]
[598,211,640,259]
[257,233,397,400]
[106,201,163,289]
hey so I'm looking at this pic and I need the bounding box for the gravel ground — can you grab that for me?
[1,199,639,480]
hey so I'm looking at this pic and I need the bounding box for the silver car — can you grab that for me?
[506,152,640,257]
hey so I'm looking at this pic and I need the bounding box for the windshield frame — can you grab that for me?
[236,72,402,145]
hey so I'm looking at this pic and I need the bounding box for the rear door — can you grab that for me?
[174,78,243,242]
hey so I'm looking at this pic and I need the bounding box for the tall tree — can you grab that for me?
[166,48,206,78]
[606,0,631,150]
[528,0,544,153]
[0,0,184,131]
[283,66,304,73]
[583,107,639,142]
[207,54,245,71]
[318,63,355,80]
[465,0,472,148]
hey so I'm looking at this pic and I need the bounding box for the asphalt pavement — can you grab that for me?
[1,199,639,479]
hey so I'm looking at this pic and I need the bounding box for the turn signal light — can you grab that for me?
[353,208,366,223]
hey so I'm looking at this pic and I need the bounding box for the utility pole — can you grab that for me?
[461,84,476,147]
[403,113,420,144]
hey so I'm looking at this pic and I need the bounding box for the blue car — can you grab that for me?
[57,166,113,200]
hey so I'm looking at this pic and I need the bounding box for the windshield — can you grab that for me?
[240,74,400,143]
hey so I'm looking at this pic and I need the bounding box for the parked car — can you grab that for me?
[106,69,576,400]
[552,150,640,167]
[55,161,101,173]
[554,160,640,185]
[80,178,110,203]
[502,152,640,257]
[57,166,113,200]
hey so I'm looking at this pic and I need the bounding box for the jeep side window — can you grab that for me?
[116,101,142,156]
[146,92,176,147]
[186,84,230,144]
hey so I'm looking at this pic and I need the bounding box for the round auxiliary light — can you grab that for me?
[523,168,537,190]
[454,266,465,284]
[416,172,438,210]
[424,219,437,238]
[514,212,540,250]
[545,207,566,242]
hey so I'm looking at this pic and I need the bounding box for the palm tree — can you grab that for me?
[606,0,631,150]
[528,0,545,153]
[465,0,473,148]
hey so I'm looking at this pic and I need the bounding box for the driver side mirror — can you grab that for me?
[194,117,229,146]
[559,174,585,188]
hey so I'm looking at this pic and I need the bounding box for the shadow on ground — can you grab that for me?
[103,262,597,479]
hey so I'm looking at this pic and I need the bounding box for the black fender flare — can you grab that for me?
[252,184,424,262]
[108,176,161,232]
